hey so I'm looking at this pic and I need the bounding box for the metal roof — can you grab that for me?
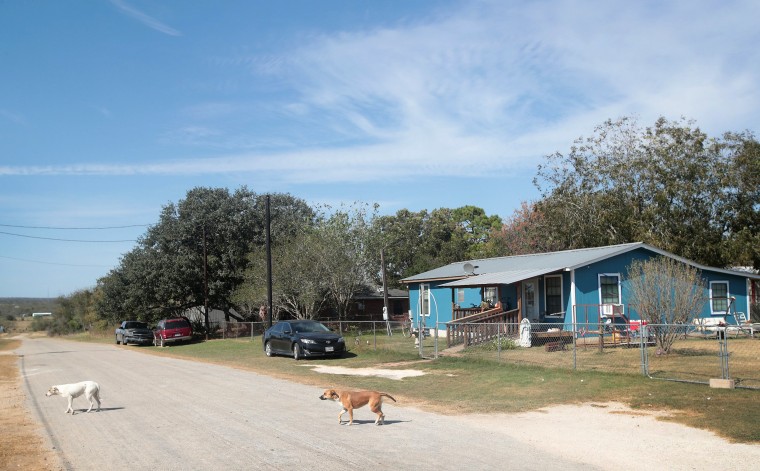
[401,242,760,285]
[440,267,564,287]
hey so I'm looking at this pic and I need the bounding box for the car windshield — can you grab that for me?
[291,321,330,333]
[126,322,148,329]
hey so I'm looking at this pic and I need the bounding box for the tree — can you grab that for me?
[626,256,705,354]
[533,116,737,266]
[451,205,503,259]
[316,204,376,322]
[719,132,760,269]
[235,228,330,320]
[96,187,313,326]
[483,201,564,257]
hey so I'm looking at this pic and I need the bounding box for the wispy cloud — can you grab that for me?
[109,0,181,36]
[6,0,760,182]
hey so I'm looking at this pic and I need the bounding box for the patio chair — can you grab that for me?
[734,312,754,338]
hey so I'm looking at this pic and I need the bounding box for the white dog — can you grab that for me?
[46,381,101,415]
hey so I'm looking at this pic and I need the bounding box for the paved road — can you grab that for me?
[18,337,596,471]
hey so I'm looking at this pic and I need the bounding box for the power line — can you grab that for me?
[0,231,136,243]
[0,254,112,268]
[0,223,149,230]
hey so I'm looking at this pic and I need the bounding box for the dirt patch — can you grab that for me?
[0,338,61,471]
[306,364,426,380]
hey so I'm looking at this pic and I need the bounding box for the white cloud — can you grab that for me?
[109,0,181,37]
[6,0,760,181]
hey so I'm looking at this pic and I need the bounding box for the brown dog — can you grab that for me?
[319,388,396,425]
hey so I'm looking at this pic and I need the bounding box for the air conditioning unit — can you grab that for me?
[601,304,624,316]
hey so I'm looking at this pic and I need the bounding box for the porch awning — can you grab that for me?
[439,267,564,287]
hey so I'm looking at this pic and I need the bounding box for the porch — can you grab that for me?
[446,303,520,348]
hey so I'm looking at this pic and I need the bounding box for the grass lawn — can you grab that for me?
[67,329,760,444]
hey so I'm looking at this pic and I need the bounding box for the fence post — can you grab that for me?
[719,330,730,379]
[639,324,646,376]
[373,321,377,351]
[572,322,577,370]
[497,324,501,361]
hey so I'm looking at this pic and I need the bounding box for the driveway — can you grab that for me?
[17,337,760,470]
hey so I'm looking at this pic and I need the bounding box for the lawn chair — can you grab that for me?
[732,312,754,338]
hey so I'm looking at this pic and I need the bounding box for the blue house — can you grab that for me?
[401,243,759,334]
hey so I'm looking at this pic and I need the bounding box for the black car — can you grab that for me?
[263,320,345,360]
[115,320,154,346]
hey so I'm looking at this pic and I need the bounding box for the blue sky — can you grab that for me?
[1,0,758,298]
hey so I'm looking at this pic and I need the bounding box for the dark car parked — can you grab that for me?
[115,320,154,346]
[263,320,345,360]
[153,317,193,347]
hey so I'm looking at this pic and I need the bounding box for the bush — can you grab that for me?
[5,314,15,321]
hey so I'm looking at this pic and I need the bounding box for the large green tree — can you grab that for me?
[533,116,758,268]
[97,187,313,327]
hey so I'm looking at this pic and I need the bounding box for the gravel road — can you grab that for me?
[17,337,760,471]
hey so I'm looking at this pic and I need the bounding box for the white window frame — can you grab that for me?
[420,283,431,317]
[483,286,498,306]
[544,275,563,317]
[709,281,730,315]
[598,273,621,306]
[457,288,465,304]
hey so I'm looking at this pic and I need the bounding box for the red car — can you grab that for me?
[153,317,193,347]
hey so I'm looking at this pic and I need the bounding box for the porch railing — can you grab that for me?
[446,307,520,348]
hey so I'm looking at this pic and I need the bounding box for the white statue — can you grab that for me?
[519,318,532,347]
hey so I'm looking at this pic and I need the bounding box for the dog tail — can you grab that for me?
[382,393,397,402]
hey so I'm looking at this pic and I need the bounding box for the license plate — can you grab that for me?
[325,346,334,352]
[174,333,181,337]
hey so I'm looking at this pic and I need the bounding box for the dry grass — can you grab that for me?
[0,338,60,471]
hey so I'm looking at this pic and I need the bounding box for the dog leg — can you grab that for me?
[338,409,346,424]
[348,408,354,425]
[66,397,74,415]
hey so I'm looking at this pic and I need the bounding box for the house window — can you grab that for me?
[545,275,563,316]
[710,281,729,314]
[599,274,621,305]
[420,284,430,317]
[457,288,465,304]
[483,286,498,307]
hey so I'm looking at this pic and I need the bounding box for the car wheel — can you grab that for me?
[115,335,120,345]
[264,341,273,357]
[292,343,302,360]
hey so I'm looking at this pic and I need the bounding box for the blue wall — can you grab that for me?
[408,247,753,328]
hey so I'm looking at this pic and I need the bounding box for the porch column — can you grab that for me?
[516,281,523,323]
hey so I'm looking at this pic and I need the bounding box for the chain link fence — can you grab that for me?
[199,319,759,389]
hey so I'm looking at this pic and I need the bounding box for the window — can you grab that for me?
[710,281,729,314]
[483,286,498,306]
[420,284,430,317]
[545,275,563,316]
[457,288,465,304]
[599,274,621,305]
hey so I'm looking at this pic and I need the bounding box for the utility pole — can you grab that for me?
[265,195,273,328]
[203,226,209,340]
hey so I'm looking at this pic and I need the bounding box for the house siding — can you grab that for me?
[405,244,758,329]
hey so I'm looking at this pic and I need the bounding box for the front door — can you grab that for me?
[522,278,539,322]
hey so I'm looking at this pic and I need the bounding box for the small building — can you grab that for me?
[401,242,760,332]
[349,286,410,321]
[31,312,53,317]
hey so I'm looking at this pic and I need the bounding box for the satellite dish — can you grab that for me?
[463,262,475,275]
